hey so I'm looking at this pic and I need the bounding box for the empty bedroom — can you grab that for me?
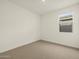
[0,0,79,59]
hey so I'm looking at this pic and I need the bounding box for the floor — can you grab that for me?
[0,40,79,59]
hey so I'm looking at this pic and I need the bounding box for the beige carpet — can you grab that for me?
[0,40,79,59]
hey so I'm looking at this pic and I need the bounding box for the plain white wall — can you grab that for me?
[0,0,40,53]
[41,4,79,48]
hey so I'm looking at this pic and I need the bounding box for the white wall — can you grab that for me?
[41,4,79,48]
[0,0,40,53]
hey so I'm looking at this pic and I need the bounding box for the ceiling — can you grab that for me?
[9,0,79,15]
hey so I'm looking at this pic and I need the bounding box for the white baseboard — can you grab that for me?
[0,39,40,53]
[1,39,79,53]
[40,39,79,50]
